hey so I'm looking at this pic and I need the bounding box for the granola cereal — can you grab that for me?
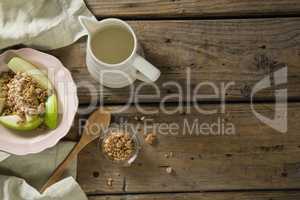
[1,72,48,120]
[103,132,135,161]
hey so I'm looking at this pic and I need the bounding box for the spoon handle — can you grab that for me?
[40,109,111,193]
[39,142,85,193]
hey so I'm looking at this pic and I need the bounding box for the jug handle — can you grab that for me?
[133,54,161,83]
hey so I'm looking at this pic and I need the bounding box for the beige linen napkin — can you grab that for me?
[0,142,87,200]
[0,0,95,50]
[0,176,87,200]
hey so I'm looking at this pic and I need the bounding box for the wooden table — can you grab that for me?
[51,1,300,199]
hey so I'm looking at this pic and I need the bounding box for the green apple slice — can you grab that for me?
[7,57,53,92]
[45,94,58,129]
[0,115,43,131]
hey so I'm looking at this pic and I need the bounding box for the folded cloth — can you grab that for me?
[0,152,10,162]
[0,0,95,50]
[0,176,87,200]
[0,142,87,199]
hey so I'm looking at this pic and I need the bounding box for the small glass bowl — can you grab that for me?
[99,128,141,167]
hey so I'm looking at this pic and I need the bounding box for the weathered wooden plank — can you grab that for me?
[85,0,300,18]
[77,103,300,194]
[50,18,300,104]
[63,115,81,141]
[88,191,300,200]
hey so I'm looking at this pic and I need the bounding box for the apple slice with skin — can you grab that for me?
[7,57,53,92]
[45,94,58,129]
[0,115,43,131]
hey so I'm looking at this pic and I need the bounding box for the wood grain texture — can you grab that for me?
[77,103,300,194]
[84,0,300,18]
[50,18,300,104]
[88,191,300,200]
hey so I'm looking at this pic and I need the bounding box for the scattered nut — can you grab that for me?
[166,167,173,174]
[164,152,173,159]
[107,177,113,187]
[145,133,157,145]
[103,132,135,161]
[140,116,145,121]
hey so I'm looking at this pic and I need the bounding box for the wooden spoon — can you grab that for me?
[40,108,111,193]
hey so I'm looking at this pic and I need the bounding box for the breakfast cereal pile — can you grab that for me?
[103,132,135,161]
[1,72,48,120]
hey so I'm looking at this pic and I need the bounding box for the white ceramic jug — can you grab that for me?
[79,16,161,88]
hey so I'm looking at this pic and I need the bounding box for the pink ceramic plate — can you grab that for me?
[0,48,78,155]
